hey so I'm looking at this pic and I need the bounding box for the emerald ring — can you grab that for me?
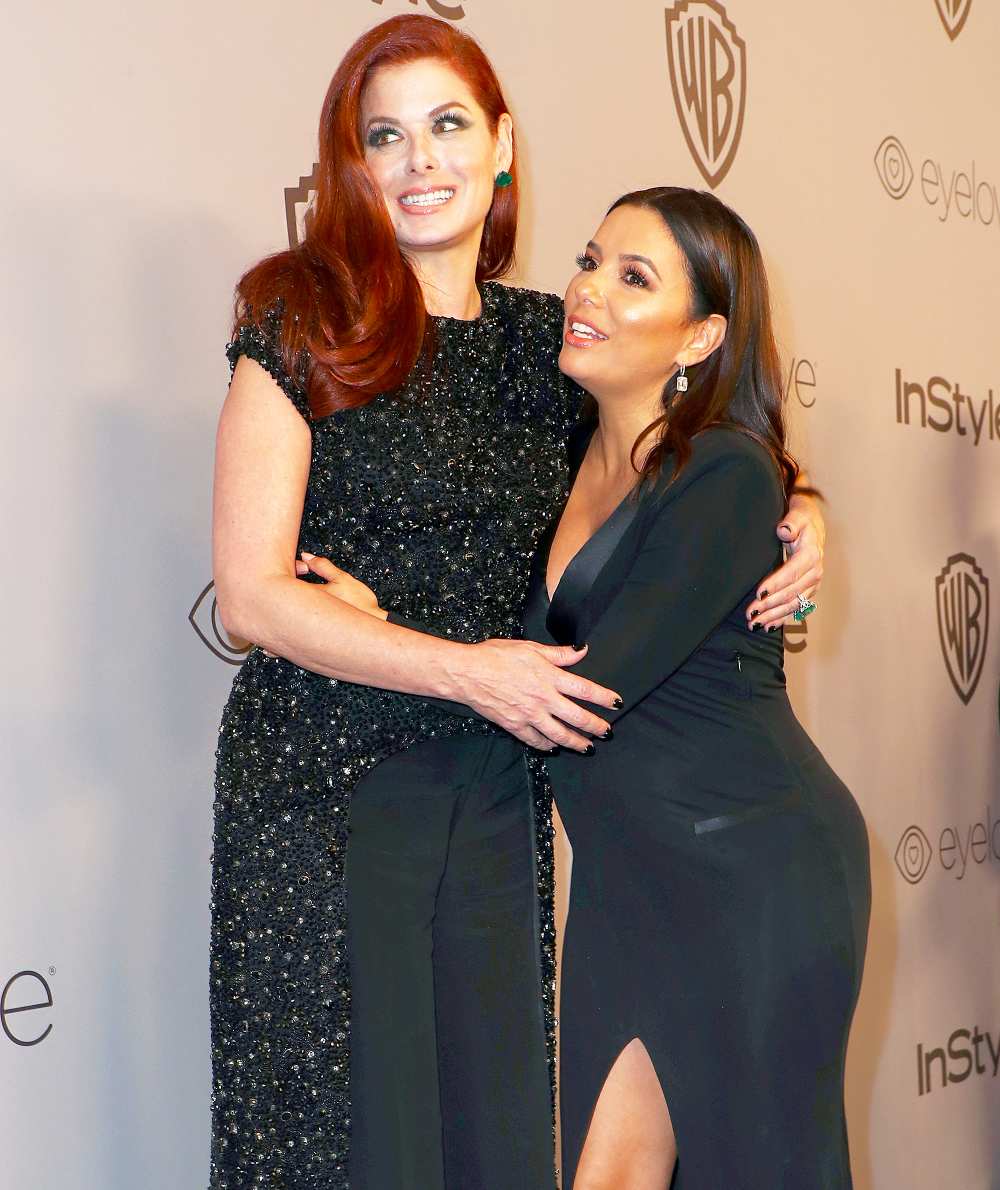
[793,593,817,622]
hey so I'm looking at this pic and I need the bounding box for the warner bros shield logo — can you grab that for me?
[664,0,747,190]
[935,0,973,41]
[936,554,989,705]
[285,165,319,249]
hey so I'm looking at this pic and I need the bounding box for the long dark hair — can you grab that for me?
[234,15,519,418]
[608,187,801,497]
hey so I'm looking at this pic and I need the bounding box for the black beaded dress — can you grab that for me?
[209,282,579,1188]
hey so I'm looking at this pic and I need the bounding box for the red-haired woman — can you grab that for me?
[211,16,824,1189]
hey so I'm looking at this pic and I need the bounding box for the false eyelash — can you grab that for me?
[366,123,399,147]
[434,110,469,129]
[623,266,648,287]
[575,252,597,271]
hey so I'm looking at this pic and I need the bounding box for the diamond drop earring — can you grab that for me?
[675,364,688,392]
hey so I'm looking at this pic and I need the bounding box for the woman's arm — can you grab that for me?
[213,357,619,751]
[559,437,785,722]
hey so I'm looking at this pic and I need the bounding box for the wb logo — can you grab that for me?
[936,554,989,705]
[189,581,252,666]
[664,0,747,189]
[874,135,913,200]
[934,0,972,40]
[371,0,465,20]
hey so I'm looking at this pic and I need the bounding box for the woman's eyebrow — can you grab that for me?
[621,253,661,280]
[365,101,472,128]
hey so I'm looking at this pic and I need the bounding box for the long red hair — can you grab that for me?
[234,15,519,418]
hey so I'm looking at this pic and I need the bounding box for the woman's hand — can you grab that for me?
[296,552,388,619]
[745,489,825,631]
[459,639,620,753]
[295,554,619,752]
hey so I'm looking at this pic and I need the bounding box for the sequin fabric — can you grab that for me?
[210,282,579,1188]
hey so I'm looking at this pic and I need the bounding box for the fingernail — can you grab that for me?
[749,621,757,632]
[613,697,623,708]
[759,589,769,599]
[573,642,588,652]
[749,609,759,619]
[601,727,613,740]
[301,551,315,561]
[583,744,596,756]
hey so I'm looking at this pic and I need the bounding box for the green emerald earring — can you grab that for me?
[495,170,513,189]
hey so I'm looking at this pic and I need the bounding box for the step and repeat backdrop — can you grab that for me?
[2,1,997,1186]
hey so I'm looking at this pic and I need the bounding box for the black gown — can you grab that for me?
[522,423,871,1189]
[210,283,579,1188]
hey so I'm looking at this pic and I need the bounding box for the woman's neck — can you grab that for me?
[411,236,484,320]
[588,387,665,483]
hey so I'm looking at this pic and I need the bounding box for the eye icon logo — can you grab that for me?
[936,554,990,705]
[664,0,747,190]
[895,825,933,884]
[935,0,972,40]
[189,581,252,666]
[874,135,913,200]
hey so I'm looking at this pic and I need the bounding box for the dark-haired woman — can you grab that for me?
[210,15,827,1190]
[523,190,871,1188]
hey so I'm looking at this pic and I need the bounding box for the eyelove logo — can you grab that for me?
[371,0,465,19]
[664,0,746,189]
[2,970,54,1047]
[934,0,973,40]
[894,369,1000,447]
[918,1024,998,1097]
[874,135,1000,233]
[894,807,1000,884]
[189,581,253,666]
[936,554,990,704]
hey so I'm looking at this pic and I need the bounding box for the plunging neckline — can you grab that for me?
[544,487,637,606]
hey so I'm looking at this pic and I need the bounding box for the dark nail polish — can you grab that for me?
[749,621,757,632]
[759,589,769,599]
[749,609,759,619]
[573,642,588,651]
[583,744,596,756]
[613,697,623,708]
[601,727,613,740]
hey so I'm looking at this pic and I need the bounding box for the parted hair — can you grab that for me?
[610,186,802,498]
[233,14,519,418]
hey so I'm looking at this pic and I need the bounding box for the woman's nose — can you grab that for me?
[407,131,439,174]
[576,274,603,305]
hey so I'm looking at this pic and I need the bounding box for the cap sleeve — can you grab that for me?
[226,304,312,421]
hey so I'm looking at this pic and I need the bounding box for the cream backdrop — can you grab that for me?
[2,1,997,1187]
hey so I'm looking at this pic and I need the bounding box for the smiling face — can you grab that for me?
[359,57,512,261]
[560,204,724,403]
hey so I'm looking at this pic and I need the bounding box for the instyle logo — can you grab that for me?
[371,0,465,19]
[664,0,746,189]
[918,1024,998,1097]
[2,971,54,1047]
[894,807,1000,883]
[936,554,989,704]
[285,165,319,250]
[874,135,1000,233]
[189,581,253,666]
[934,0,973,40]
[894,370,1000,447]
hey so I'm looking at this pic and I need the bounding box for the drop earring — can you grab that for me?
[675,363,688,392]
